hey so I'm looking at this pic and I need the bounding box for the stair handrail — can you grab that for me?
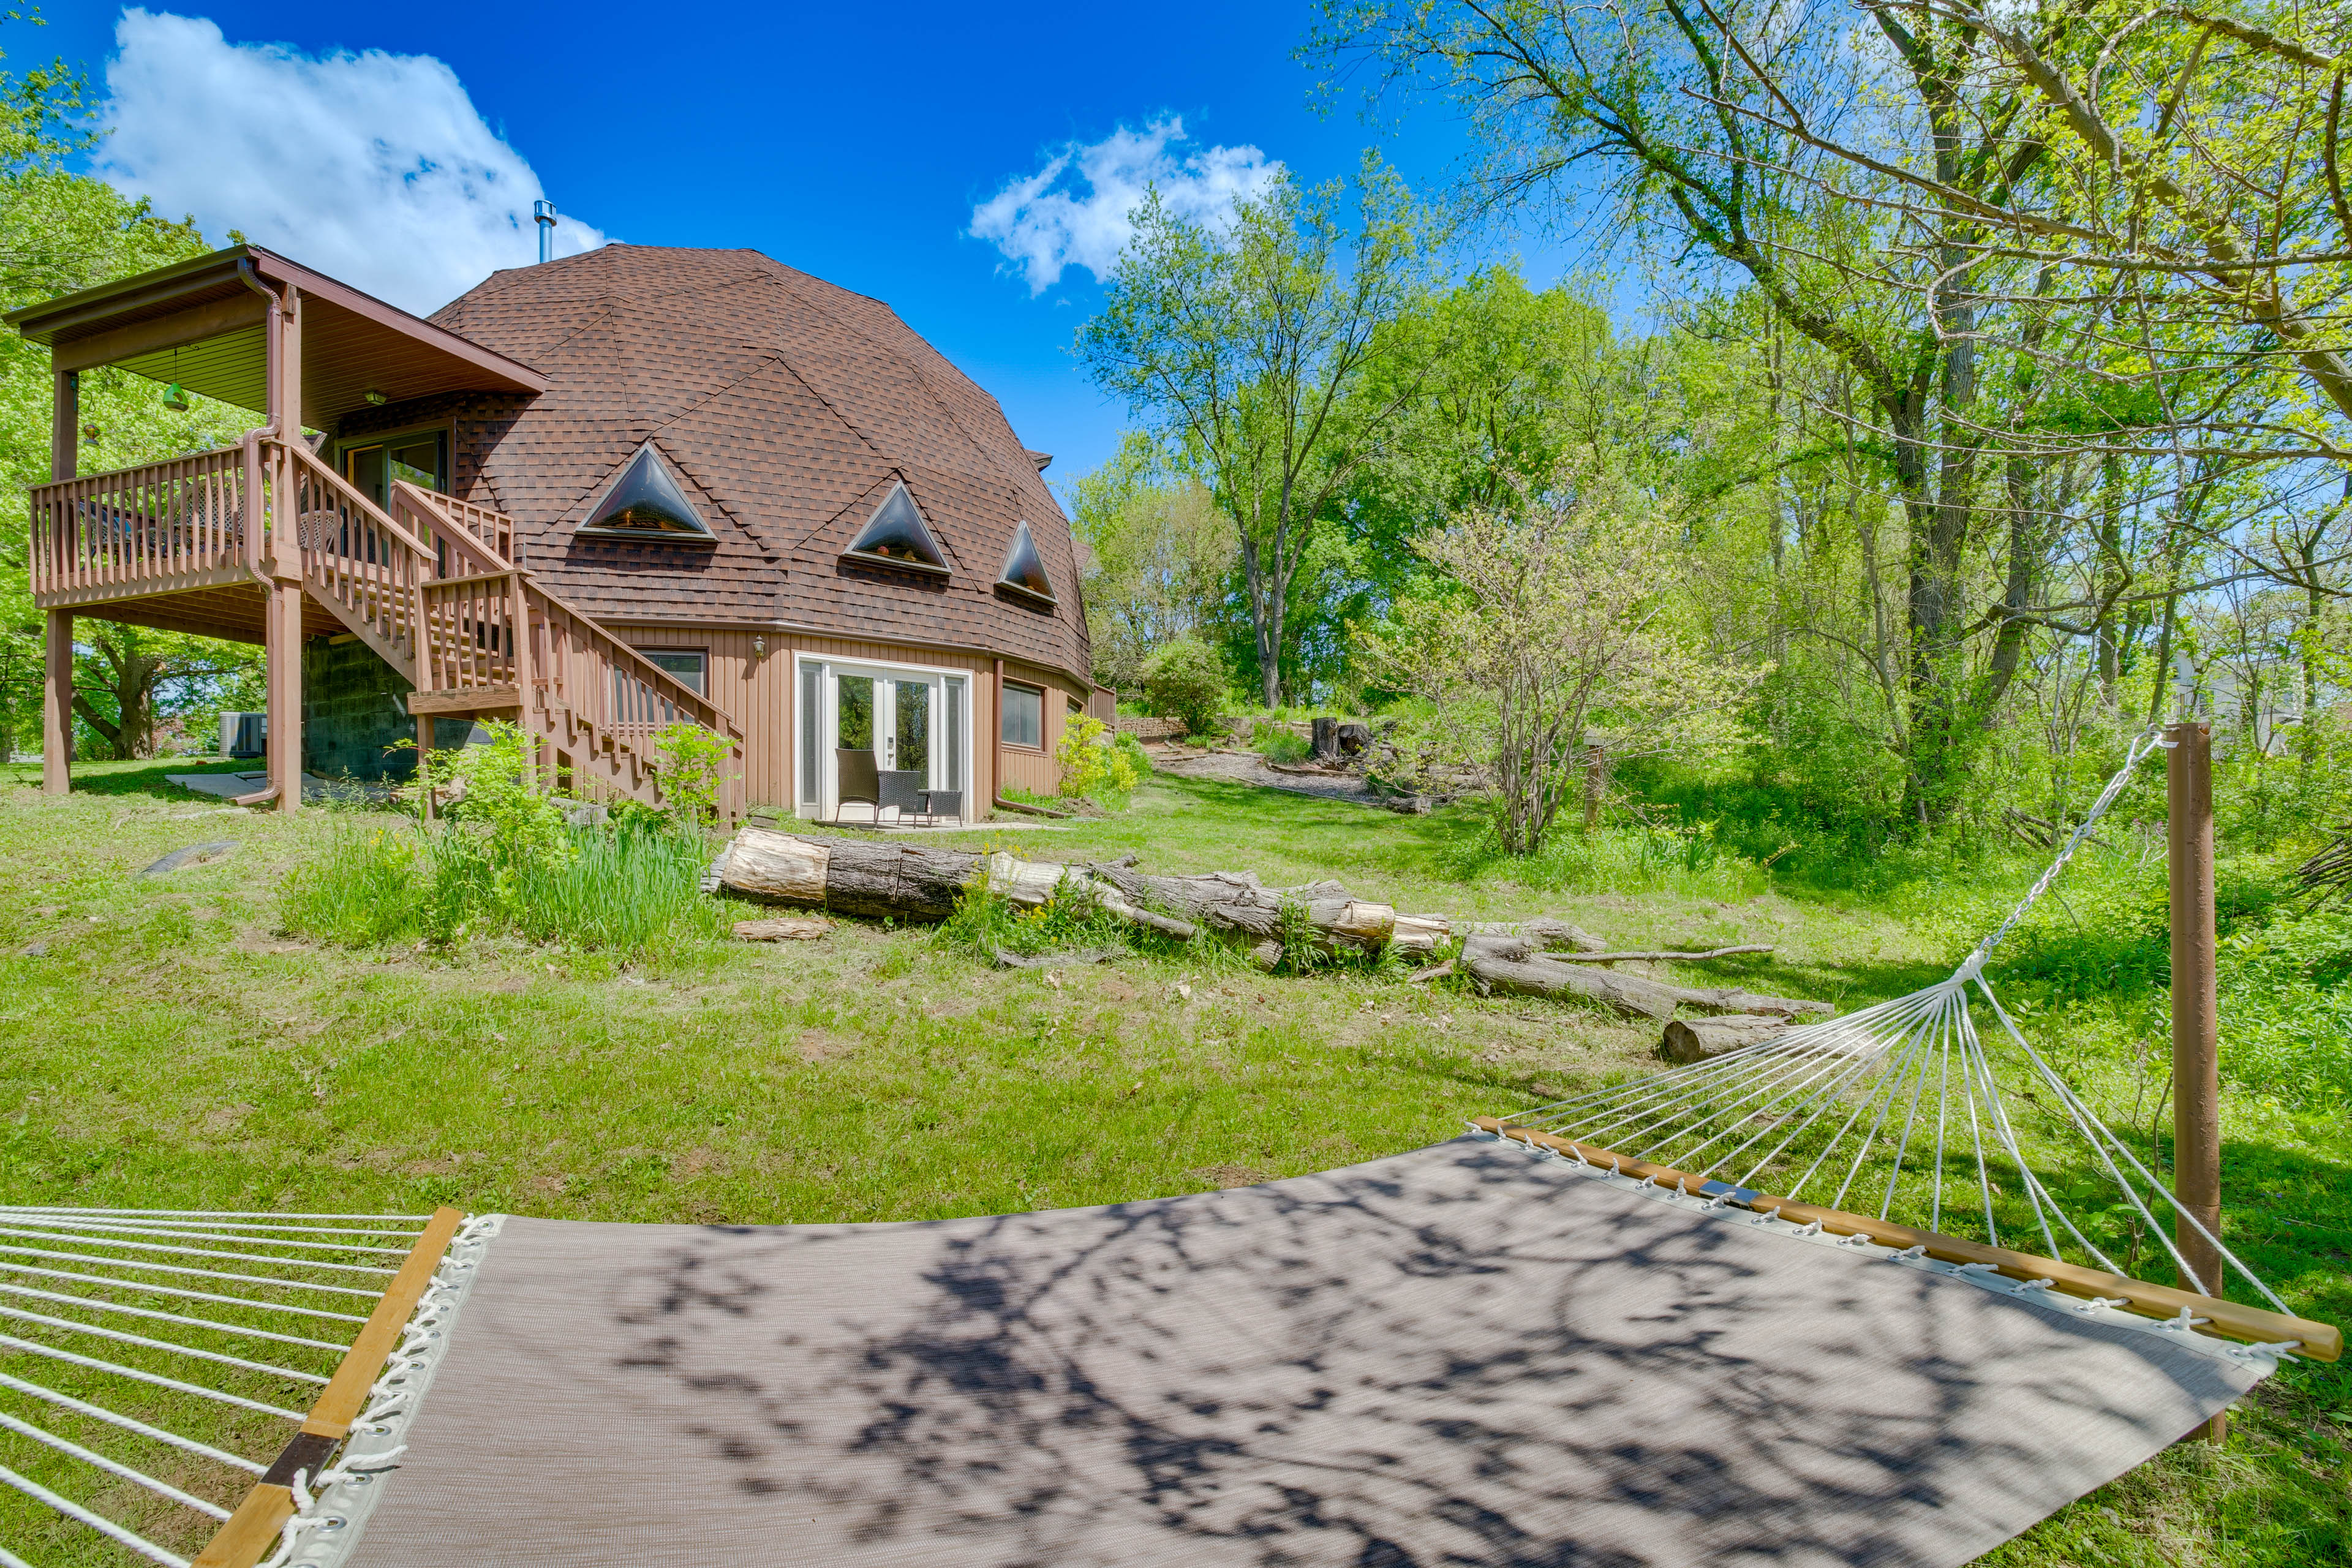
[530,579,744,745]
[277,438,443,571]
[389,480,513,576]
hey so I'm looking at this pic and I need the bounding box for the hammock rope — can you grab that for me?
[0,1211,450,1568]
[1490,727,2305,1332]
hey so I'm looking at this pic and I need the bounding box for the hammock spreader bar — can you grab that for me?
[190,1207,467,1568]
[1477,1119,2341,1360]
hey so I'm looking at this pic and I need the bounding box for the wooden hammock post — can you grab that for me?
[2168,719,2226,1444]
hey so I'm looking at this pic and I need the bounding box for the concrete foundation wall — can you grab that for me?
[302,636,418,782]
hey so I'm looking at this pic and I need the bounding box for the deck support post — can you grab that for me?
[50,367,77,483]
[2167,719,2224,1442]
[42,368,77,794]
[42,608,71,794]
[417,715,435,821]
[266,578,304,813]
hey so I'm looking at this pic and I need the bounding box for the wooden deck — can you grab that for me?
[32,438,746,816]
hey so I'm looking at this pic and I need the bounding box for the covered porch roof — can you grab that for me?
[5,244,547,429]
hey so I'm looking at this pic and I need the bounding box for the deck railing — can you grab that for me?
[529,583,742,744]
[28,446,252,599]
[287,443,434,668]
[420,571,524,693]
[391,481,514,573]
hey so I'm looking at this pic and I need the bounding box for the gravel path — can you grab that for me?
[1144,745,1391,806]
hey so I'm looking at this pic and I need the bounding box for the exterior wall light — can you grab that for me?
[363,389,389,406]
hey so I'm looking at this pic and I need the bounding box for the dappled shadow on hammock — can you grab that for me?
[600,1140,2246,1568]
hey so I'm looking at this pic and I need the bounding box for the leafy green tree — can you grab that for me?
[1068,432,1239,690]
[1365,460,1758,854]
[0,23,256,764]
[1078,158,1438,706]
[1137,637,1232,740]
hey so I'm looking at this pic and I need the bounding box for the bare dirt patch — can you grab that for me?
[796,1028,858,1063]
[1186,1163,1271,1188]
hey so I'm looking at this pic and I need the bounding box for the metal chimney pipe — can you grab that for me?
[533,199,558,264]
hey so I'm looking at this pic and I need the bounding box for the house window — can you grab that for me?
[343,430,447,507]
[993,519,1055,606]
[579,443,715,540]
[642,650,706,693]
[616,648,706,727]
[799,661,821,809]
[843,481,949,574]
[1001,682,1042,749]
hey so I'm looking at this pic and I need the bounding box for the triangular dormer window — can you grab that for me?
[993,520,1055,607]
[842,481,949,576]
[578,443,714,540]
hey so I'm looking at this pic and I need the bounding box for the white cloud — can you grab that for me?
[971,116,1280,295]
[94,10,606,315]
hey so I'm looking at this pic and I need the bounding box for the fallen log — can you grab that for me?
[707,831,1803,1014]
[1460,919,1608,953]
[1460,934,1831,1022]
[1554,943,1773,965]
[716,830,972,922]
[1659,1014,1787,1062]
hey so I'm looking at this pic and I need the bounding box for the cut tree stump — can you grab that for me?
[1659,1014,1788,1062]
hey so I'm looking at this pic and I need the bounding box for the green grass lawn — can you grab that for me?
[0,759,2345,1566]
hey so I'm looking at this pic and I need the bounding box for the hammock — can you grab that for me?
[1,739,2338,1568]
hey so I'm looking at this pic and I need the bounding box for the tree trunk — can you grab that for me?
[1459,934,1832,1021]
[715,831,975,922]
[709,832,1807,1017]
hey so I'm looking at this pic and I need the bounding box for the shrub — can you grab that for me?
[651,721,729,827]
[284,719,726,956]
[1057,714,1142,801]
[1140,638,1229,740]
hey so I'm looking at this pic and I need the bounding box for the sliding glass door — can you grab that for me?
[797,658,967,823]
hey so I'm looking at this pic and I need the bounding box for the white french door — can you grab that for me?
[797,657,968,823]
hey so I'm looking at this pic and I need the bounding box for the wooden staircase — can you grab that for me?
[281,440,743,815]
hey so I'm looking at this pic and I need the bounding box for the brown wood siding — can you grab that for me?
[617,624,1079,813]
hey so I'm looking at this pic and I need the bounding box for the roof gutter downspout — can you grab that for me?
[233,258,285,441]
[233,258,287,573]
[991,655,1071,820]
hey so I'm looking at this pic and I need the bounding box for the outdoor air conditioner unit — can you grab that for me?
[220,712,266,758]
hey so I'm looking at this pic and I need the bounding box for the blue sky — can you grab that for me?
[33,2,1587,501]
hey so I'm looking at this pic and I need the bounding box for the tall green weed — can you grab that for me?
[284,721,726,956]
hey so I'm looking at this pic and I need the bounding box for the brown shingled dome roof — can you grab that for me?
[425,244,1087,682]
